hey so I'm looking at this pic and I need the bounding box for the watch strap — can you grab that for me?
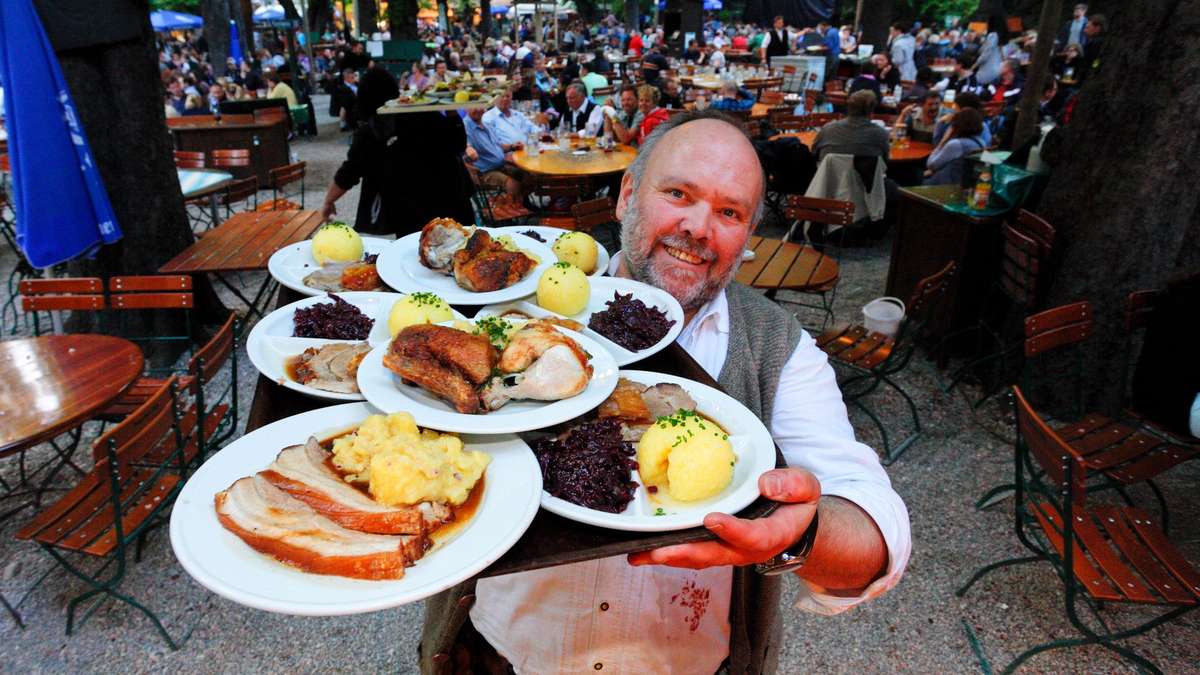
[754,509,819,576]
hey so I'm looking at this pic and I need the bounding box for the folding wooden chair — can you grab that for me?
[260,161,306,211]
[570,197,619,252]
[18,278,105,336]
[779,196,854,328]
[974,301,1199,521]
[940,209,1057,403]
[97,275,195,420]
[16,377,190,648]
[210,149,257,218]
[527,175,588,229]
[815,261,958,464]
[773,113,843,133]
[958,385,1199,674]
[172,151,205,169]
[185,312,239,458]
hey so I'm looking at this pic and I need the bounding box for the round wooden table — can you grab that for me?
[769,130,934,163]
[0,334,143,457]
[512,143,637,177]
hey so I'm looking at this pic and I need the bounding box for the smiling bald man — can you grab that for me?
[420,111,911,675]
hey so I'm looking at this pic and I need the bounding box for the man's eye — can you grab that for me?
[722,208,740,219]
[667,189,684,199]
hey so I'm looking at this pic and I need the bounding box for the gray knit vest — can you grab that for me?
[419,282,805,675]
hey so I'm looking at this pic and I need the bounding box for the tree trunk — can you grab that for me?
[1013,0,1061,148]
[47,15,226,347]
[357,0,377,36]
[388,0,420,39]
[624,0,638,33]
[859,0,894,54]
[307,0,335,34]
[202,0,232,76]
[480,0,492,40]
[1037,0,1200,415]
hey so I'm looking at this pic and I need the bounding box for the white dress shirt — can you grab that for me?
[482,106,538,146]
[472,277,912,674]
[558,102,605,137]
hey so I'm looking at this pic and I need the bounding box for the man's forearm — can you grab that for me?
[795,496,888,593]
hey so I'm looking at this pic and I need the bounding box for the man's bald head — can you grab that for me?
[617,112,765,312]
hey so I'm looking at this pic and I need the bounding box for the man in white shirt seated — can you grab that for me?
[421,109,912,673]
[482,88,539,147]
[557,82,605,136]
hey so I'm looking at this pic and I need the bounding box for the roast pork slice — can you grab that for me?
[640,383,697,421]
[214,475,429,580]
[260,438,452,535]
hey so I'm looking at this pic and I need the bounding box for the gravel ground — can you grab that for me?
[0,96,1197,674]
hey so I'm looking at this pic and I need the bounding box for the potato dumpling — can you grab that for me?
[388,292,454,336]
[537,262,590,316]
[311,221,364,264]
[637,410,735,502]
[553,231,598,274]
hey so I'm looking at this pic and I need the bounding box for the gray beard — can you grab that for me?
[619,194,742,312]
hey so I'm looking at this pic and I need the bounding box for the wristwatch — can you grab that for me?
[754,511,819,576]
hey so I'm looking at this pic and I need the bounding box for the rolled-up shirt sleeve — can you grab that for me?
[770,330,912,615]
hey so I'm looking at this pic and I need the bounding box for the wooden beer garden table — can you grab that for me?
[511,141,637,177]
[158,210,323,320]
[243,287,783,577]
[735,235,839,296]
[768,129,934,163]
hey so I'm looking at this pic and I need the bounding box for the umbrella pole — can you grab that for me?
[42,268,64,335]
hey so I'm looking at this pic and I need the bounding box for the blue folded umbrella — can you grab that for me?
[0,0,122,269]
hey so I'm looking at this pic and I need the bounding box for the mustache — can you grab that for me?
[658,234,717,262]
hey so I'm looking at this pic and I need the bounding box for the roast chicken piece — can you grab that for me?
[259,438,453,535]
[419,217,474,274]
[383,324,498,414]
[481,323,593,411]
[452,230,536,293]
[215,475,428,580]
[289,343,371,394]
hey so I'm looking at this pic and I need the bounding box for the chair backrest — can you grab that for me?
[108,275,193,309]
[1013,209,1056,258]
[998,222,1042,307]
[221,176,259,210]
[173,150,206,169]
[1012,385,1086,506]
[529,175,587,211]
[774,113,841,132]
[1024,301,1092,358]
[19,278,105,334]
[211,148,251,168]
[759,90,786,105]
[1124,290,1161,332]
[188,312,238,386]
[571,197,616,233]
[784,195,855,228]
[93,375,184,474]
[269,161,306,190]
[906,261,958,326]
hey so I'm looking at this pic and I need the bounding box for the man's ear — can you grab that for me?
[615,172,635,221]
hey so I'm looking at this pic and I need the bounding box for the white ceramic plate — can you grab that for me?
[477,277,684,367]
[357,320,619,433]
[246,291,466,401]
[536,370,775,532]
[491,225,611,278]
[375,229,554,305]
[169,403,541,615]
[267,237,395,297]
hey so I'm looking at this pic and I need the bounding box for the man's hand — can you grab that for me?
[464,145,479,162]
[628,468,820,570]
[320,200,337,222]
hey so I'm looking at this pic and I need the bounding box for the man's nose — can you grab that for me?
[676,201,715,241]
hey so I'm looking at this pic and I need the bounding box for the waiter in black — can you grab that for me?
[760,15,792,66]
